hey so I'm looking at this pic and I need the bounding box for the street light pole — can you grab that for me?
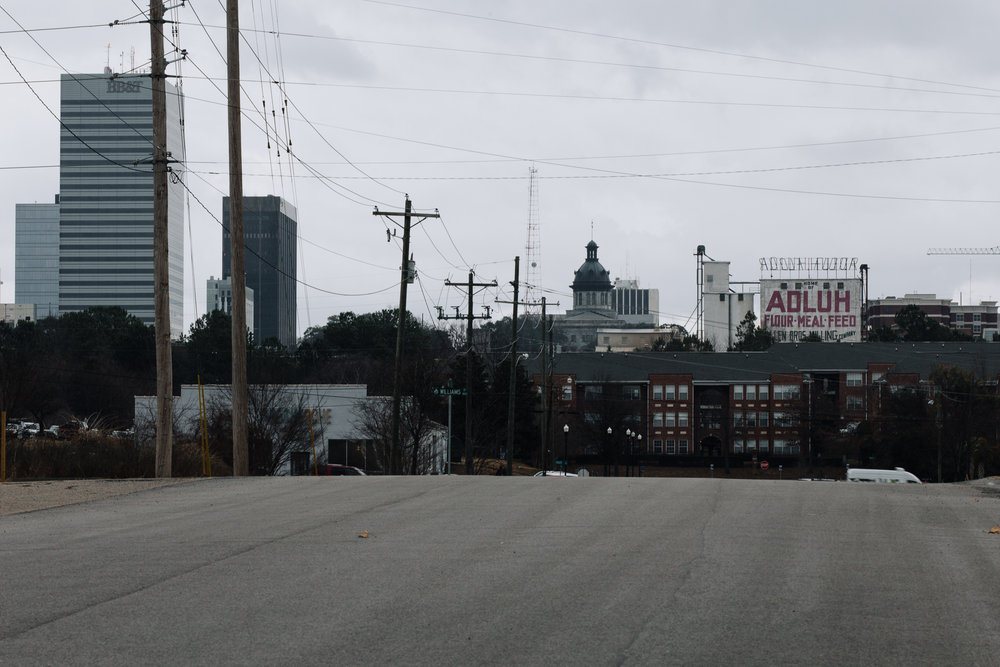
[606,427,612,477]
[625,429,632,477]
[563,424,569,475]
[636,434,642,476]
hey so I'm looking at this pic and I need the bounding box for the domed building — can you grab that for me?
[553,239,662,352]
[571,240,613,312]
[559,240,619,351]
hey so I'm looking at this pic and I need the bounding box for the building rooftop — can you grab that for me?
[533,342,1000,384]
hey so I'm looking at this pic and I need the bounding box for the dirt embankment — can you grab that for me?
[0,479,189,516]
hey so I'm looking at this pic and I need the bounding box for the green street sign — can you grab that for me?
[433,387,467,397]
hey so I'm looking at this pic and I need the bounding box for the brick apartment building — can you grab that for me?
[532,342,1000,469]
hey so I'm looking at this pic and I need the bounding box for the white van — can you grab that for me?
[846,467,921,484]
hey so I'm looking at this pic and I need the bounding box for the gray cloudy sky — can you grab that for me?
[2,1,999,338]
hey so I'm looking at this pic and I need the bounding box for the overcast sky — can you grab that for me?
[2,1,1000,339]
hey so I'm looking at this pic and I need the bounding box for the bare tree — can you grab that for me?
[205,385,312,475]
[355,396,442,474]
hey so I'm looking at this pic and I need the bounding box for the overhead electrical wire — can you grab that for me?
[206,0,404,205]
[363,0,1000,96]
[179,177,399,298]
[163,22,1000,102]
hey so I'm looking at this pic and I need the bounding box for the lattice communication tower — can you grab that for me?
[524,166,540,313]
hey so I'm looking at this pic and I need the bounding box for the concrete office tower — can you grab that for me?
[222,196,297,348]
[611,278,659,326]
[15,196,60,319]
[206,276,254,328]
[58,71,185,336]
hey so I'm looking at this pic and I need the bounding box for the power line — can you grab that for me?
[363,0,1000,96]
[178,176,399,298]
[165,22,1000,101]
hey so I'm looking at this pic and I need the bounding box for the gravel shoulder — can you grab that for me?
[0,478,192,515]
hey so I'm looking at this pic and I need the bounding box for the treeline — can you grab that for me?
[0,307,541,464]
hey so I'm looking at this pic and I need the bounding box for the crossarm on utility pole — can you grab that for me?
[373,198,439,474]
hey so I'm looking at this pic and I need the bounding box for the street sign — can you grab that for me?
[433,387,467,397]
[760,461,770,471]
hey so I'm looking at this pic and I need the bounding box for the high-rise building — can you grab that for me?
[58,71,185,336]
[14,196,60,319]
[222,195,297,348]
[611,278,659,326]
[206,276,254,328]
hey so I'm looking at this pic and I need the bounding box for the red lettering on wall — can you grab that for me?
[835,291,850,312]
[817,291,832,313]
[787,291,801,312]
[765,291,785,312]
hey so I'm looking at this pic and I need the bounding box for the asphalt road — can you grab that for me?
[2,476,999,666]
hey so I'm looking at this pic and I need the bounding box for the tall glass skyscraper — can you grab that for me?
[58,71,185,336]
[14,197,60,319]
[222,195,297,348]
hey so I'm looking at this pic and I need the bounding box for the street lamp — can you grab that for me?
[563,424,569,475]
[606,427,612,477]
[626,429,632,477]
[636,434,642,476]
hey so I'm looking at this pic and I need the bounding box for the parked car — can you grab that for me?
[321,464,367,476]
[20,422,40,438]
[533,471,578,477]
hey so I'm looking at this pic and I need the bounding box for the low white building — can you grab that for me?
[134,384,448,474]
[1,303,37,324]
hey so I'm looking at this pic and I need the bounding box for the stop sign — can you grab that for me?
[761,461,770,470]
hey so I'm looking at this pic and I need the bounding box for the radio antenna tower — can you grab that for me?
[524,166,540,313]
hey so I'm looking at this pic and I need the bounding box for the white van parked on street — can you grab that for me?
[846,467,921,484]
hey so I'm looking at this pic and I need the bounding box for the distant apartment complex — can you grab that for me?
[222,196,297,348]
[867,293,998,340]
[533,343,1000,465]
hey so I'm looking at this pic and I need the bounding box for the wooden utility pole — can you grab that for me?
[495,257,545,476]
[505,257,519,475]
[373,198,438,474]
[539,297,547,474]
[547,310,555,473]
[439,272,496,474]
[150,0,172,477]
[227,0,249,476]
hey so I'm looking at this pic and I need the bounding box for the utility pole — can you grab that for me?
[150,0,172,477]
[439,271,496,474]
[495,257,545,475]
[546,307,556,475]
[227,0,249,476]
[539,297,548,474]
[507,257,519,475]
[373,198,438,474]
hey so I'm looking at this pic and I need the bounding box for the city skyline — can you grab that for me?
[2,2,999,339]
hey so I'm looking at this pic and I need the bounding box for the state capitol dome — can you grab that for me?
[571,240,612,291]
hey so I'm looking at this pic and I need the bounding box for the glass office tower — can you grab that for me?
[222,195,297,348]
[14,197,60,319]
[58,71,185,336]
